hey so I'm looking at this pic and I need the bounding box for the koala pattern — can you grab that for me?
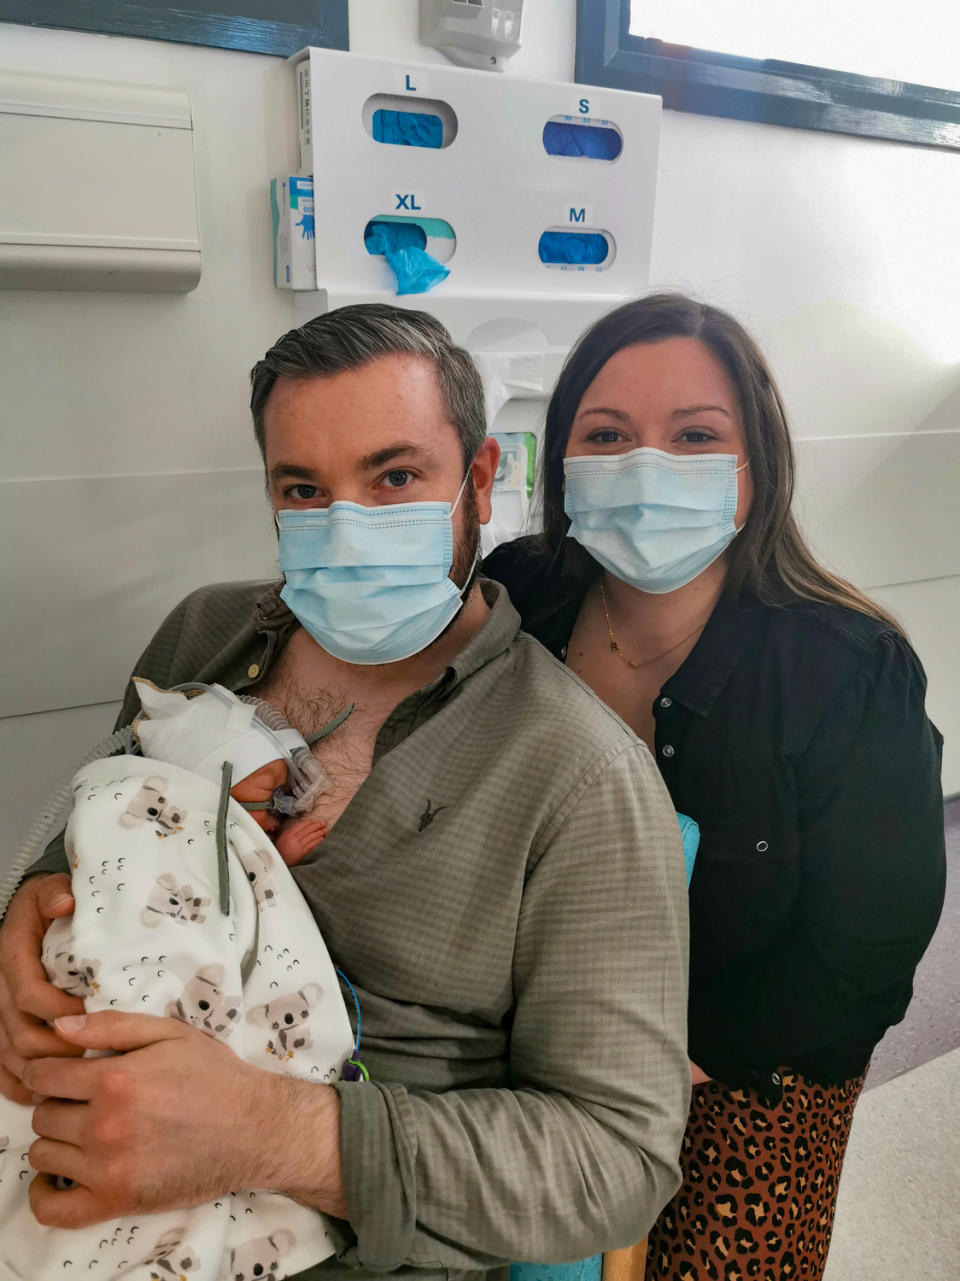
[248,984,323,1061]
[143,1226,201,1278]
[167,964,241,1041]
[119,776,188,838]
[227,1228,296,1281]
[142,873,210,929]
[45,950,101,999]
[237,847,279,909]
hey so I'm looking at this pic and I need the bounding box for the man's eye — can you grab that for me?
[383,469,412,488]
[286,484,319,501]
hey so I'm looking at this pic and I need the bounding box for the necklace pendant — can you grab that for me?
[610,641,619,653]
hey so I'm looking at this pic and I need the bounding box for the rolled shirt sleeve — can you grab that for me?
[334,740,690,1271]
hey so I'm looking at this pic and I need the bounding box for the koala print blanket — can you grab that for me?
[0,755,355,1281]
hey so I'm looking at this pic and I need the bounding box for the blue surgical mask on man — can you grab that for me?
[563,447,749,594]
[276,472,475,665]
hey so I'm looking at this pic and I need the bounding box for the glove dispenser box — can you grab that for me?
[0,69,201,293]
[289,47,660,355]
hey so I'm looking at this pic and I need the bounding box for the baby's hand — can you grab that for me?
[275,818,328,866]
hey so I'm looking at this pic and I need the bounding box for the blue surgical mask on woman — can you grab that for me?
[277,473,475,665]
[563,447,749,594]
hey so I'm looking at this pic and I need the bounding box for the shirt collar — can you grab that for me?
[251,576,521,697]
[661,589,766,718]
[440,577,521,693]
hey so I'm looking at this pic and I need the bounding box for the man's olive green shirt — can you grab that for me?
[33,578,690,1281]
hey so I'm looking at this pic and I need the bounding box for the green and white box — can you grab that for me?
[272,174,316,289]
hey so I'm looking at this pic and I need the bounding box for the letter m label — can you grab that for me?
[569,207,586,224]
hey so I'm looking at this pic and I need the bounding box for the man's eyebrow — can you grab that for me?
[671,404,731,419]
[268,462,316,485]
[357,442,435,470]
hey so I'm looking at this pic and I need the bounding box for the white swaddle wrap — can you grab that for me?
[0,752,354,1281]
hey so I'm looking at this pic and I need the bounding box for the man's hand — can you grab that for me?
[0,874,82,1104]
[24,1010,346,1228]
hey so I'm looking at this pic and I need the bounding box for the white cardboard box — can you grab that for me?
[271,174,316,289]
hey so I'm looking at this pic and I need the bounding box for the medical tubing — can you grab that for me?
[215,760,233,916]
[0,725,134,920]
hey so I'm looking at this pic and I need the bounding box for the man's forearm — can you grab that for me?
[254,1073,347,1220]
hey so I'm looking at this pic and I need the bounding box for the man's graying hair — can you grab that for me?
[249,303,487,465]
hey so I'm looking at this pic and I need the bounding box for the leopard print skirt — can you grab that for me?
[644,1070,866,1281]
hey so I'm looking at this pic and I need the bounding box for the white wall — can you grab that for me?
[1,0,957,877]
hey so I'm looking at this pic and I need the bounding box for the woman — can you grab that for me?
[485,294,945,1281]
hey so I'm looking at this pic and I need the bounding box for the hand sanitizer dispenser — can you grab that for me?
[419,0,524,72]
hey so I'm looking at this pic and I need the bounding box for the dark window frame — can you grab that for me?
[576,0,960,151]
[0,0,349,58]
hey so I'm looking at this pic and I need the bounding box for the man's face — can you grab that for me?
[263,354,494,590]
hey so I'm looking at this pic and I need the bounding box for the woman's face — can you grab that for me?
[564,336,754,529]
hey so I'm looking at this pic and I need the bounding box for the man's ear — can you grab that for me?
[469,436,500,526]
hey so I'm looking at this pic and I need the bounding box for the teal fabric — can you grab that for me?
[511,1257,602,1281]
[677,811,700,884]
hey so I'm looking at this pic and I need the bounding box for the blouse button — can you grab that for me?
[756,840,769,852]
[560,646,568,660]
[661,744,675,759]
[660,696,672,709]
[247,663,260,679]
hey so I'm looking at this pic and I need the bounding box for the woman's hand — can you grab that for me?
[690,1061,711,1085]
[0,875,83,1103]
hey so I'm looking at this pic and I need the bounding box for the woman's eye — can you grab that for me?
[382,469,413,488]
[587,429,624,445]
[679,429,715,444]
[286,484,319,501]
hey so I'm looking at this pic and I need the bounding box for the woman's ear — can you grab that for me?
[470,436,500,526]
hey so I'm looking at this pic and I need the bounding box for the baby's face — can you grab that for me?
[230,758,289,832]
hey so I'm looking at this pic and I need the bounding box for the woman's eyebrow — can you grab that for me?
[575,407,631,421]
[672,404,731,419]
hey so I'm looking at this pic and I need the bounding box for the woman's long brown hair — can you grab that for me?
[536,292,904,634]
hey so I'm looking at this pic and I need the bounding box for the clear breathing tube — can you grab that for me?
[0,725,135,921]
[168,684,330,818]
[235,694,329,816]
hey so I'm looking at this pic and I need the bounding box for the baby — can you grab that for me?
[130,678,330,866]
[0,680,356,1281]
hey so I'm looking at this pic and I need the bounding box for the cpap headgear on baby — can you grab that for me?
[131,678,327,818]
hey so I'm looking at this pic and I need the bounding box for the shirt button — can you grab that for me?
[771,1071,781,1086]
[660,696,672,709]
[661,744,675,758]
[756,840,769,852]
[247,663,260,679]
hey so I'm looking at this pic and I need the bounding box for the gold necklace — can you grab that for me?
[598,581,707,671]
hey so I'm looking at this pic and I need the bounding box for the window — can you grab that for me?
[0,0,349,57]
[576,0,960,150]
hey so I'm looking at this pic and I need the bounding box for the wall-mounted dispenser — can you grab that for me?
[288,47,660,364]
[0,69,201,293]
[419,0,525,73]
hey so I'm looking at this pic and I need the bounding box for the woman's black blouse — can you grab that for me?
[483,537,946,1093]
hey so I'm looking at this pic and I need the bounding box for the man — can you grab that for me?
[0,305,689,1280]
